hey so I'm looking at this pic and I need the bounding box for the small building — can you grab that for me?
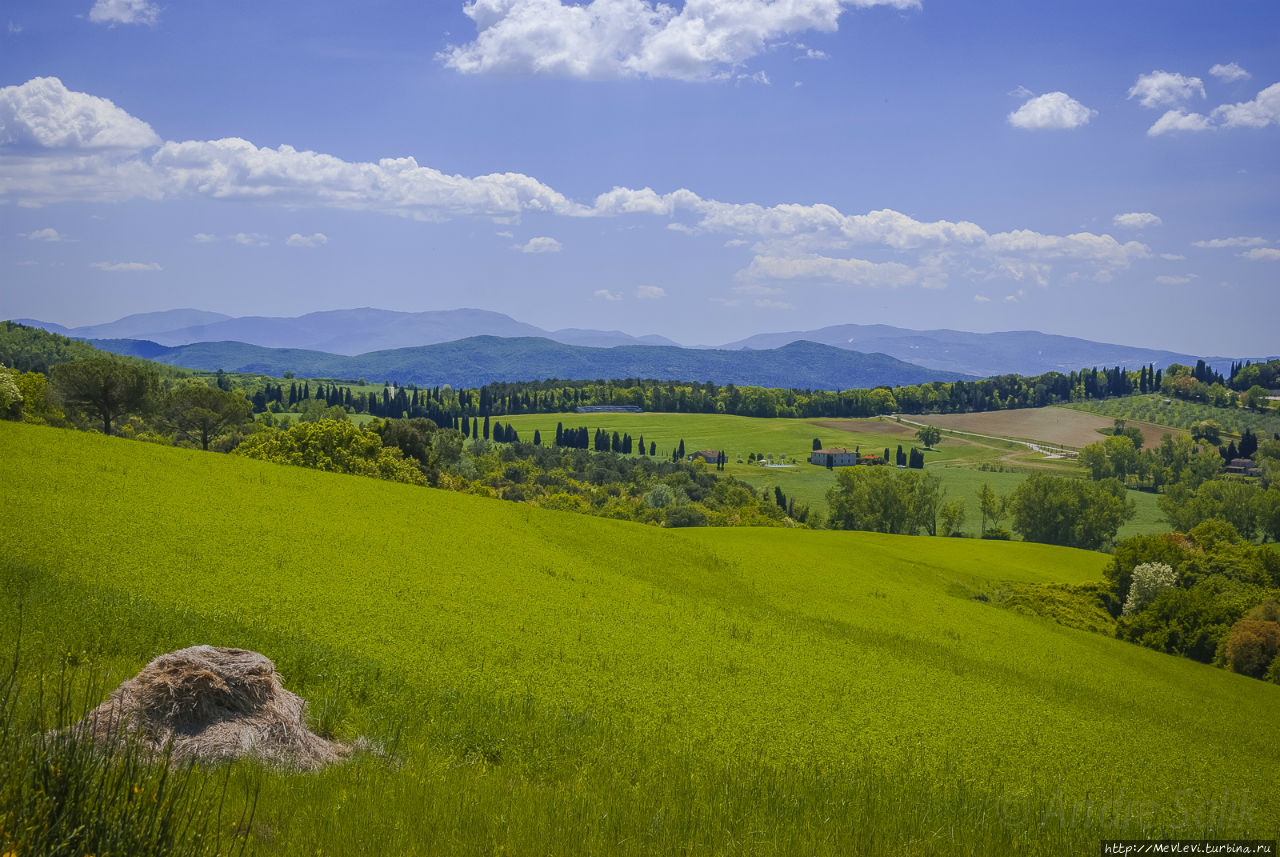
[1226,458,1262,477]
[810,447,859,467]
[689,449,721,464]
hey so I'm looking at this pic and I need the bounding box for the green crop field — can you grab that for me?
[503,411,1165,537]
[1,420,1274,855]
[1064,394,1280,439]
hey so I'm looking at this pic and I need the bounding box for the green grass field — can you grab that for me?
[1,420,1275,855]
[503,411,1165,537]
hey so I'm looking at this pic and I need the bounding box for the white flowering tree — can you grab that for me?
[1123,562,1177,616]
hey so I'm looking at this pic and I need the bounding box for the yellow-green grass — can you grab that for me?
[2,420,1273,855]
[504,412,1162,535]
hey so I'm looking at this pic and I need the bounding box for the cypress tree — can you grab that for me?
[650,441,656,456]
[483,415,490,440]
[556,422,564,446]
[677,439,685,459]
[638,434,645,455]
[533,429,541,446]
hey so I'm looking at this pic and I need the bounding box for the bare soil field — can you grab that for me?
[904,407,1182,449]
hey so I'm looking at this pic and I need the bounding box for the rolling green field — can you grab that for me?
[1,420,1275,855]
[503,411,1165,537]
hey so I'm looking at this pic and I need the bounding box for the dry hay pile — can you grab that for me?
[73,645,349,770]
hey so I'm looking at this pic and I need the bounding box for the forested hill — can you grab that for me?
[88,336,971,390]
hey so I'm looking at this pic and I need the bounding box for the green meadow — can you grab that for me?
[1,420,1275,855]
[503,411,1164,536]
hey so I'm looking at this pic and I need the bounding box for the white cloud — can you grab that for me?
[1008,85,1034,99]
[1113,212,1161,230]
[797,48,828,61]
[1155,274,1196,285]
[1146,109,1212,136]
[1211,82,1280,129]
[1209,62,1250,83]
[1007,92,1096,130]
[1192,236,1268,248]
[593,288,623,301]
[0,77,159,149]
[972,294,990,303]
[516,235,562,253]
[1159,253,1185,261]
[1128,71,1205,109]
[1242,248,1280,262]
[0,77,1161,292]
[8,22,22,34]
[286,232,328,248]
[740,254,945,288]
[90,260,161,271]
[495,230,514,238]
[439,0,919,82]
[232,232,268,246]
[635,284,666,299]
[193,232,218,243]
[20,227,67,241]
[89,0,159,26]
[1147,82,1280,135]
[754,298,793,309]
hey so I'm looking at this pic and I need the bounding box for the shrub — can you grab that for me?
[1220,618,1280,679]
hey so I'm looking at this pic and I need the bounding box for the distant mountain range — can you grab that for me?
[88,337,968,390]
[13,307,1272,381]
[13,308,680,354]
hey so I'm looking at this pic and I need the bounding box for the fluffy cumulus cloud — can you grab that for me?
[1211,82,1280,129]
[89,0,159,25]
[439,0,919,82]
[1193,236,1268,248]
[1146,110,1212,136]
[21,227,68,241]
[1147,82,1280,135]
[286,232,328,248]
[1209,62,1250,83]
[593,289,623,301]
[1007,92,1096,130]
[635,285,666,299]
[1242,248,1280,262]
[1113,212,1161,230]
[0,77,160,149]
[90,260,161,271]
[1127,71,1205,109]
[516,235,563,253]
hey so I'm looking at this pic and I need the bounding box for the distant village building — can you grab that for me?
[1226,458,1262,477]
[575,405,643,413]
[689,450,721,464]
[810,447,859,467]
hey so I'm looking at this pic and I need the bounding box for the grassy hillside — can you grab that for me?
[1,420,1274,855]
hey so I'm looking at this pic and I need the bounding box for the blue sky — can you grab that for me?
[1,0,1277,355]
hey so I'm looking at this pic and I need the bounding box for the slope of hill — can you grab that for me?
[1,420,1275,855]
[721,324,1223,377]
[90,336,969,389]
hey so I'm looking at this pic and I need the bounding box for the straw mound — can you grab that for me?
[74,645,349,770]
